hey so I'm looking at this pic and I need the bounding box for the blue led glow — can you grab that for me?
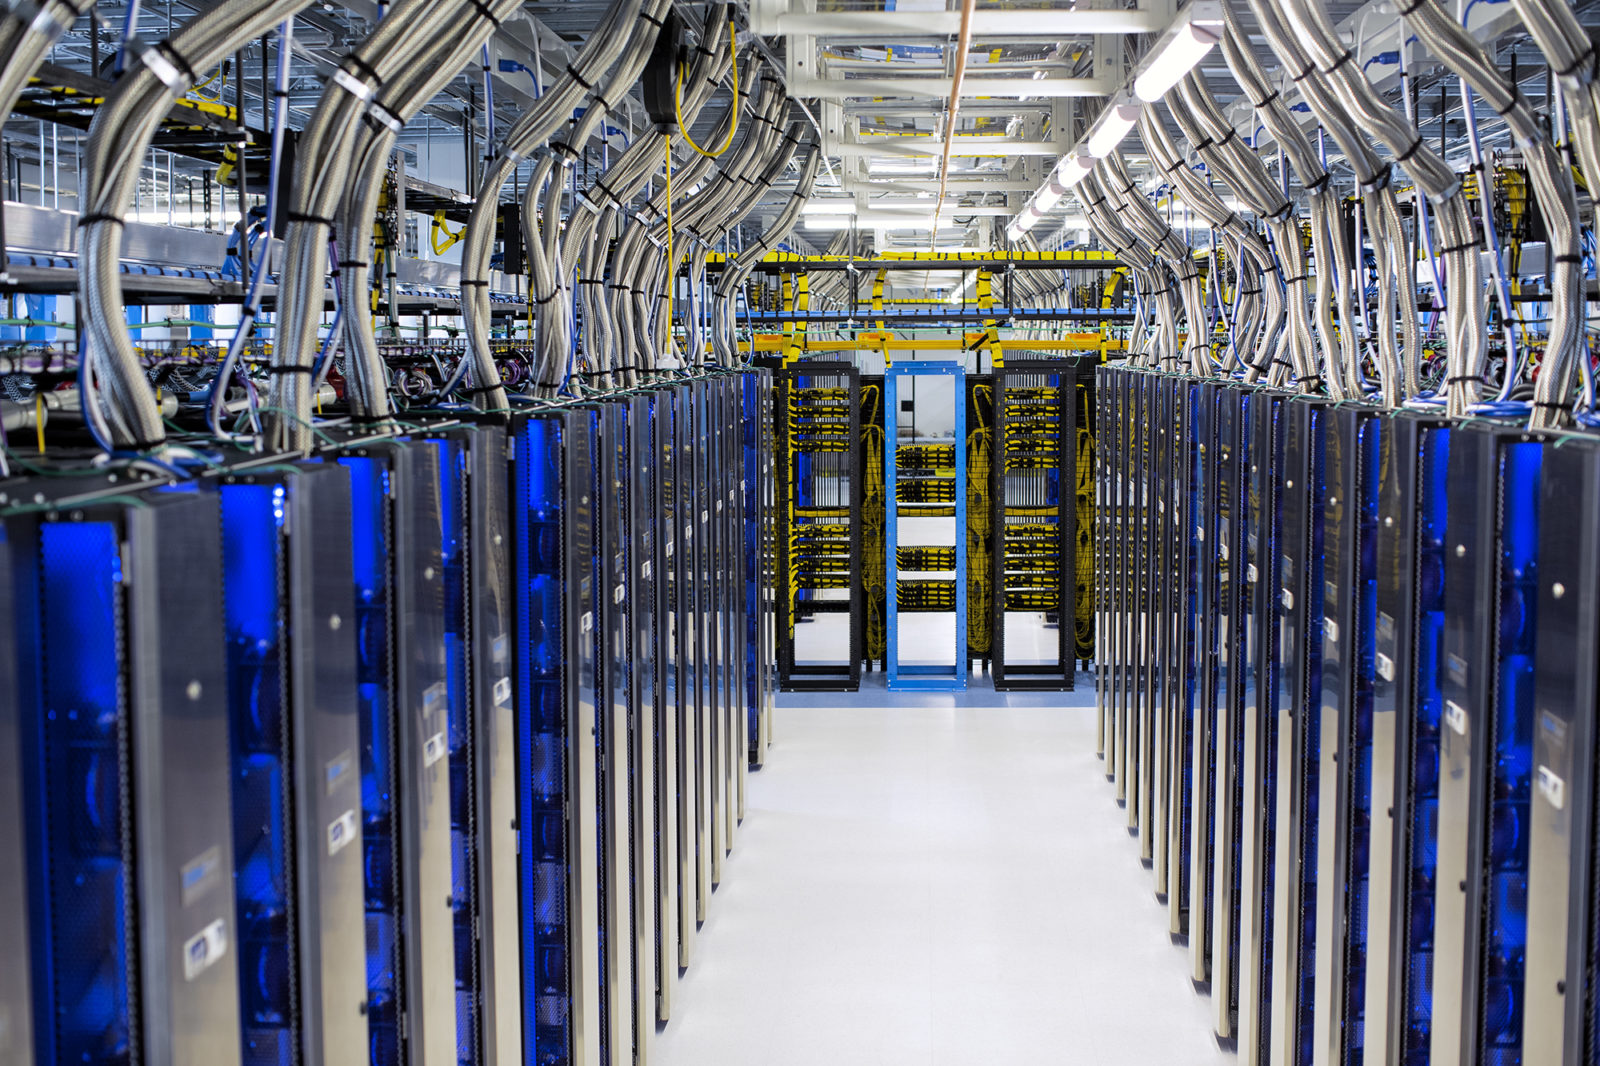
[1478,440,1541,1064]
[218,483,295,1066]
[337,455,400,1066]
[429,437,480,1066]
[31,520,132,1064]
[1297,406,1327,1066]
[1403,425,1450,1065]
[512,417,573,1066]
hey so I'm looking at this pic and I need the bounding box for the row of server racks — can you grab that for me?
[1094,363,1600,1066]
[0,370,779,1066]
[772,358,1094,693]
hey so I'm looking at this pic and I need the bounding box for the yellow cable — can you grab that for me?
[34,392,44,454]
[674,20,740,159]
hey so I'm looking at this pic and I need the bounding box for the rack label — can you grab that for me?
[1538,765,1566,811]
[1445,700,1468,737]
[183,920,229,982]
[328,809,357,856]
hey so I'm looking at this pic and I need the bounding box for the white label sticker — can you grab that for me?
[642,561,652,580]
[183,920,228,981]
[180,846,222,907]
[1376,652,1395,682]
[613,585,625,604]
[1325,618,1339,645]
[1445,700,1468,737]
[701,509,709,524]
[328,809,357,856]
[423,732,447,767]
[1281,589,1294,610]
[666,541,675,557]
[581,611,593,634]
[1247,563,1258,584]
[326,750,353,795]
[716,499,723,513]
[1197,526,1205,542]
[1539,765,1566,810]
[493,676,511,706]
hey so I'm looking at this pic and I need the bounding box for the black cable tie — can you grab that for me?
[1323,49,1356,77]
[1288,62,1317,84]
[578,277,605,285]
[1556,43,1596,79]
[1258,87,1282,109]
[287,211,335,226]
[77,213,125,227]
[1304,173,1333,192]
[639,9,665,28]
[459,278,491,287]
[1492,94,1521,119]
[566,63,595,92]
[1394,0,1429,16]
[241,304,260,317]
[1436,237,1483,255]
[1298,374,1324,387]
[265,364,315,375]
[534,289,564,305]
[550,140,581,161]
[1533,400,1570,409]
[342,259,370,269]
[1554,254,1583,264]
[1447,374,1485,384]
[466,0,502,26]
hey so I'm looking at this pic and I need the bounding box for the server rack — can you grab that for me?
[1130,371,1150,835]
[1093,366,1111,758]
[335,440,458,1066]
[507,408,602,1066]
[461,424,524,1066]
[593,401,640,1066]
[1112,368,1132,800]
[743,369,777,767]
[1365,412,1451,1066]
[688,381,716,915]
[1310,405,1383,1066]
[776,362,863,690]
[11,484,244,1066]
[1212,384,1253,1041]
[1169,376,1203,937]
[1148,373,1174,881]
[1238,388,1287,1066]
[649,384,682,1015]
[0,525,31,1066]
[1431,423,1543,1066]
[707,378,737,874]
[413,423,524,1066]
[884,361,968,690]
[990,361,1078,690]
[1523,433,1600,1066]
[1268,397,1329,1066]
[1188,380,1222,986]
[210,462,368,1066]
[668,383,704,963]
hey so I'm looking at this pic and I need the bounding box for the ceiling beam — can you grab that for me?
[787,76,1118,99]
[751,8,1168,38]
[834,138,1063,157]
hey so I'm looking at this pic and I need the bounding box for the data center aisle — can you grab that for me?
[652,674,1234,1066]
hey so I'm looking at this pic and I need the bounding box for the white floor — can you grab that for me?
[651,671,1236,1066]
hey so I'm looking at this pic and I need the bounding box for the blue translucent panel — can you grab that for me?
[1479,440,1542,1064]
[218,484,294,1066]
[512,417,572,1066]
[1297,408,1327,1066]
[1343,416,1383,1066]
[1403,426,1450,1065]
[338,455,400,1066]
[743,378,762,740]
[32,521,132,1065]
[430,438,480,1066]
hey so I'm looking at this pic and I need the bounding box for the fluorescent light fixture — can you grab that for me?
[1054,151,1095,188]
[803,215,857,230]
[1085,94,1142,157]
[1132,0,1223,103]
[1033,177,1068,214]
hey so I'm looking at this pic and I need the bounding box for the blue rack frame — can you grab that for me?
[884,361,967,691]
